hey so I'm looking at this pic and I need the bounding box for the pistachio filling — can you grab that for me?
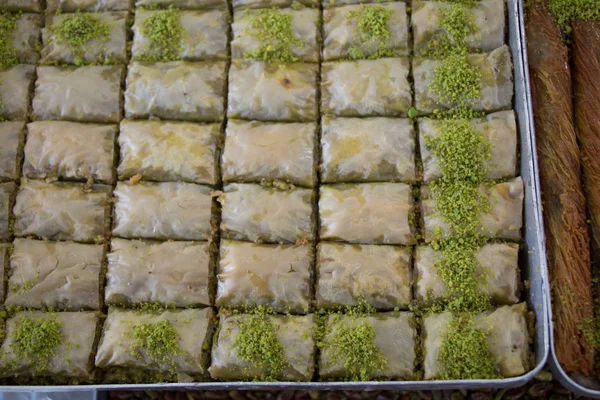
[426,2,478,57]
[347,5,396,60]
[438,315,500,380]
[244,8,304,63]
[52,12,111,65]
[0,12,18,68]
[234,306,288,381]
[139,7,183,62]
[131,319,182,370]
[11,314,62,372]
[549,0,600,36]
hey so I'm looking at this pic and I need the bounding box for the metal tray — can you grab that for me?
[519,2,600,396]
[0,0,549,393]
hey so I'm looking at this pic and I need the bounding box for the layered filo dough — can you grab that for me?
[125,61,226,122]
[228,60,318,122]
[46,0,132,12]
[10,13,42,64]
[321,58,411,117]
[220,183,314,244]
[0,0,43,12]
[319,183,414,245]
[317,243,412,309]
[105,238,211,307]
[419,110,518,182]
[412,0,505,56]
[210,313,316,381]
[13,180,110,243]
[0,183,15,240]
[421,177,524,242]
[32,66,124,123]
[132,10,228,61]
[320,312,416,379]
[136,0,227,9]
[5,239,103,310]
[414,45,513,114]
[118,120,219,185]
[95,308,214,380]
[321,117,415,183]
[217,240,312,314]
[0,65,35,121]
[422,303,530,379]
[231,8,319,63]
[323,3,409,61]
[41,12,128,65]
[24,121,117,184]
[222,120,316,187]
[415,242,520,305]
[0,311,99,379]
[231,0,316,10]
[112,181,214,241]
[0,122,25,181]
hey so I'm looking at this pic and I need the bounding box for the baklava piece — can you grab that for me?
[0,182,16,241]
[105,239,211,307]
[316,242,411,310]
[13,180,111,243]
[222,120,316,187]
[95,308,214,382]
[210,313,316,381]
[232,0,315,10]
[125,61,226,122]
[32,66,124,123]
[228,60,318,122]
[46,0,132,13]
[321,116,415,183]
[112,181,214,241]
[220,183,315,244]
[319,183,414,245]
[136,0,227,9]
[6,13,42,64]
[5,239,103,310]
[0,122,25,181]
[0,0,43,12]
[118,120,219,185]
[24,121,117,184]
[217,240,312,314]
[0,65,35,121]
[321,58,411,117]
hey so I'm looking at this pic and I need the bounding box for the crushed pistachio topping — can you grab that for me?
[438,315,500,380]
[430,54,482,106]
[139,7,183,62]
[131,319,182,369]
[425,1,478,57]
[320,302,387,381]
[11,314,62,372]
[549,0,600,36]
[52,12,111,65]
[0,13,18,68]
[234,306,288,380]
[347,5,396,60]
[244,8,304,63]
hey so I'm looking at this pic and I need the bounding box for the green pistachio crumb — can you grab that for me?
[11,314,62,372]
[244,8,304,63]
[0,13,19,68]
[430,53,482,106]
[291,0,304,10]
[52,12,111,62]
[234,306,288,381]
[131,319,182,369]
[439,315,500,380]
[139,7,183,62]
[347,5,396,59]
[549,0,600,36]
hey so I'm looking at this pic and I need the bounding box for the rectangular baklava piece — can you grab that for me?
[222,120,316,187]
[32,66,124,123]
[0,122,24,181]
[217,240,312,314]
[13,180,110,243]
[220,183,315,244]
[46,0,132,12]
[210,313,316,381]
[112,181,214,241]
[24,121,117,184]
[125,61,226,122]
[5,239,103,310]
[0,311,100,381]
[105,239,211,307]
[118,120,219,185]
[0,65,35,121]
[6,13,42,64]
[319,312,416,380]
[95,308,214,382]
